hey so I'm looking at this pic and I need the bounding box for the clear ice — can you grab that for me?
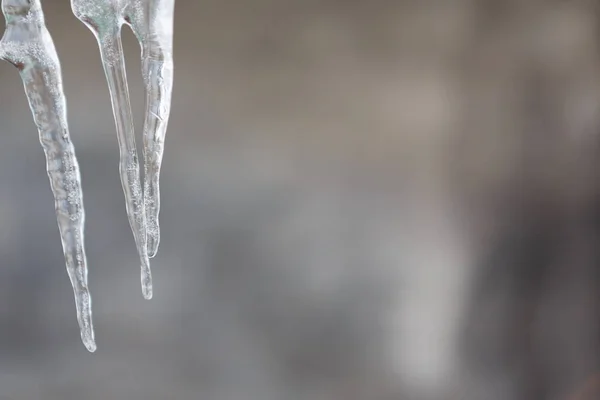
[71,0,175,299]
[0,0,96,352]
[0,0,174,351]
[134,0,174,261]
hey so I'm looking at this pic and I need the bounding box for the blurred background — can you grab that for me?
[1,0,600,399]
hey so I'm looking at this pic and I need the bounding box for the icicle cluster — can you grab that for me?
[0,0,174,352]
[71,0,175,299]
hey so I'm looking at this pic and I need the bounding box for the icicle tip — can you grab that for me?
[83,335,97,353]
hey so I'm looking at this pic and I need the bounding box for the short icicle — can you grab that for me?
[126,0,175,259]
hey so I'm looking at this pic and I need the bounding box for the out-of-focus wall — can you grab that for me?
[1,1,600,399]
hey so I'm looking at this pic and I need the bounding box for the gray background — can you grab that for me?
[1,1,600,399]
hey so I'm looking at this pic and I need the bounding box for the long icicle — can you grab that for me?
[71,0,152,299]
[127,0,174,259]
[0,0,96,351]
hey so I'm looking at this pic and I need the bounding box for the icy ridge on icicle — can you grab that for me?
[0,0,96,352]
[71,0,175,299]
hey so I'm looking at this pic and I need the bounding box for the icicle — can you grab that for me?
[127,0,174,259]
[0,0,96,352]
[71,0,152,299]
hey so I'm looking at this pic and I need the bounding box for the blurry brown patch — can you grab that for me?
[567,372,600,400]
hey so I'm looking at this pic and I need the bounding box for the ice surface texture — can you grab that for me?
[71,0,175,300]
[0,0,175,351]
[0,0,96,352]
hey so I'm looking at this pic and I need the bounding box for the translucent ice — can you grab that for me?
[71,0,154,299]
[0,0,96,352]
[128,0,174,260]
[71,0,175,297]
